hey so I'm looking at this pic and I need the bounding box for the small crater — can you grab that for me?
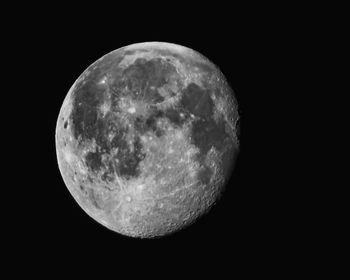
[125,195,132,203]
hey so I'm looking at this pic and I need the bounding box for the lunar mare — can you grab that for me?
[56,42,239,238]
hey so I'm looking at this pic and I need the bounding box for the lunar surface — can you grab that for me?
[55,42,240,238]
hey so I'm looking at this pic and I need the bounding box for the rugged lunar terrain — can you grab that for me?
[56,42,240,238]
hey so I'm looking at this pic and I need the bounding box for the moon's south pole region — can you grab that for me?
[55,42,240,238]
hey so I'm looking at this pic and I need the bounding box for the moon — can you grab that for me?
[55,42,240,238]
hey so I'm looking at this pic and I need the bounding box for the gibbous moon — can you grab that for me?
[55,42,239,238]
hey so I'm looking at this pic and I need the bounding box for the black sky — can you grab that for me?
[7,6,299,271]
